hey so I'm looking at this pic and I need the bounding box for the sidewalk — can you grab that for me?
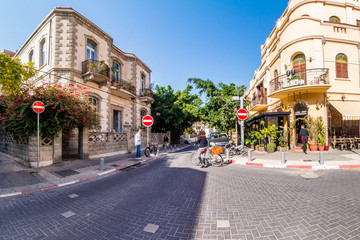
[0,145,190,198]
[230,148,360,169]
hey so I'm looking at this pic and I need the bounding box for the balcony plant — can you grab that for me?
[287,74,301,81]
[89,60,97,73]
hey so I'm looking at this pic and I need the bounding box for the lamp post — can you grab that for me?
[232,96,245,146]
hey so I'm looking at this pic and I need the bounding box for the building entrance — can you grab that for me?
[294,102,308,146]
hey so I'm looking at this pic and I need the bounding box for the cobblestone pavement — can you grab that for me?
[0,147,359,240]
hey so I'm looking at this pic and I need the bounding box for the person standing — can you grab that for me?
[195,130,208,168]
[135,129,142,158]
[299,125,309,154]
[163,134,169,151]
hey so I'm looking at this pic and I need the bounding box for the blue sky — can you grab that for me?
[0,0,287,91]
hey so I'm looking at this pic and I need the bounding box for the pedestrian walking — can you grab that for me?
[299,124,309,154]
[163,134,169,151]
[135,129,142,158]
[195,130,208,168]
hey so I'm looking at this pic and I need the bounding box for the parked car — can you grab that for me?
[209,132,231,147]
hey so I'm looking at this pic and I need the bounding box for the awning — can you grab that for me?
[329,101,360,120]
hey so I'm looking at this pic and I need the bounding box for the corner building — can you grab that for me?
[245,0,360,147]
[15,7,153,133]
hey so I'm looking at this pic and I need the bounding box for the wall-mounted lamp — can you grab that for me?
[322,38,326,45]
[308,57,313,62]
[341,94,346,101]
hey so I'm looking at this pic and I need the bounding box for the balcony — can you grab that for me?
[139,89,154,103]
[110,78,136,99]
[268,68,331,98]
[250,95,267,112]
[82,60,110,87]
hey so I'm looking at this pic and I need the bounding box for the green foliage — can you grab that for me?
[278,130,288,147]
[0,53,36,94]
[0,84,101,139]
[287,74,301,81]
[246,130,259,146]
[187,78,246,133]
[317,119,326,146]
[267,142,276,153]
[185,127,196,134]
[151,85,202,143]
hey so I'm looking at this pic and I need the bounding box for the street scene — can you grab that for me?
[1,0,360,239]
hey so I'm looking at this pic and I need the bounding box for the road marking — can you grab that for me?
[217,220,230,228]
[98,169,115,176]
[0,192,22,198]
[143,224,159,233]
[58,180,78,187]
[61,211,76,218]
[68,194,79,198]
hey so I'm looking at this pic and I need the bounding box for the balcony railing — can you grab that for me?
[269,68,329,95]
[139,89,153,98]
[117,79,136,96]
[82,60,110,79]
[250,95,267,109]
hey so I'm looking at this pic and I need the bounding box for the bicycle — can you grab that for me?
[144,142,159,157]
[191,146,224,167]
[235,144,249,156]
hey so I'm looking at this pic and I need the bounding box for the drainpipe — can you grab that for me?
[324,92,329,146]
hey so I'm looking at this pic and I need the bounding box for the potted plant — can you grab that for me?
[267,142,276,153]
[306,116,318,151]
[278,130,289,152]
[89,60,97,73]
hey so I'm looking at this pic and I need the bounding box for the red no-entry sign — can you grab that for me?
[237,108,248,120]
[32,101,45,114]
[142,115,153,127]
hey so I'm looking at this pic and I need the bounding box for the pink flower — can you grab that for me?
[69,84,74,87]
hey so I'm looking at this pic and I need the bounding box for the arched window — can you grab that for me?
[40,39,46,66]
[336,53,348,78]
[292,54,306,80]
[29,50,33,63]
[112,61,120,82]
[86,41,96,60]
[88,96,100,112]
[141,74,145,93]
[329,16,340,23]
[140,109,147,125]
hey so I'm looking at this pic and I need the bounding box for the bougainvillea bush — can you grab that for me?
[0,83,101,139]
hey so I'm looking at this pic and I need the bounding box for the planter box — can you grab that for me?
[257,146,265,152]
[279,146,288,152]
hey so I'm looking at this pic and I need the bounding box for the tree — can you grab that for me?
[188,78,246,133]
[0,53,35,94]
[151,85,202,143]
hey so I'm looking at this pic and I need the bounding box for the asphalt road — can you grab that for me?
[0,147,359,240]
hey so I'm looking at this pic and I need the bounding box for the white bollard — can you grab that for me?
[99,158,104,171]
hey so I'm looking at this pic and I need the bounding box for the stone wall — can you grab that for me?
[88,132,128,156]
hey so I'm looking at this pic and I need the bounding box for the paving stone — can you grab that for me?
[61,211,76,218]
[143,224,159,233]
[68,194,79,199]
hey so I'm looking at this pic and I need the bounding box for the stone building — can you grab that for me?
[6,7,155,165]
[245,0,360,148]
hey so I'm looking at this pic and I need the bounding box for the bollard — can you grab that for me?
[248,149,252,162]
[281,152,286,165]
[319,151,324,165]
[226,148,230,162]
[99,158,104,171]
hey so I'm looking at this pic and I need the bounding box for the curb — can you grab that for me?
[231,160,360,170]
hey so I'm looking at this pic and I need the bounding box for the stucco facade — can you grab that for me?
[245,0,360,147]
[15,7,153,133]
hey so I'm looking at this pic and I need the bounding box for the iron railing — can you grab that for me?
[269,68,329,94]
[250,94,267,109]
[117,79,136,96]
[81,60,110,79]
[139,89,154,98]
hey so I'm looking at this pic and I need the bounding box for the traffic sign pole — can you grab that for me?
[240,97,244,147]
[37,113,39,169]
[142,115,154,147]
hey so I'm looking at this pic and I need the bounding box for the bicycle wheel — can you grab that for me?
[240,146,249,156]
[153,146,158,155]
[191,152,201,166]
[144,147,151,157]
[210,153,223,167]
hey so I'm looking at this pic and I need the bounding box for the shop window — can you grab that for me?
[336,53,348,78]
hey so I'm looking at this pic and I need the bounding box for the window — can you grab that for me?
[40,39,46,66]
[86,41,96,60]
[112,61,120,82]
[88,96,99,112]
[113,110,122,132]
[29,50,33,62]
[329,16,340,23]
[292,54,306,80]
[274,69,279,91]
[141,74,145,93]
[336,53,348,78]
[140,109,147,125]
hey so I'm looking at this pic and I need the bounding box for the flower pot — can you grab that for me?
[318,145,324,151]
[258,146,265,152]
[324,146,329,151]
[111,81,118,87]
[309,144,318,151]
[279,146,288,152]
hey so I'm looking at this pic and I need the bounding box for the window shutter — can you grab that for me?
[336,62,342,78]
[342,63,348,78]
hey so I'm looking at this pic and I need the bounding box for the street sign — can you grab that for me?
[32,101,45,114]
[142,115,153,127]
[237,108,248,120]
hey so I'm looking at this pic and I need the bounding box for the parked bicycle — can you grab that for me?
[235,144,249,156]
[191,146,224,167]
[225,142,240,156]
[144,142,159,157]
